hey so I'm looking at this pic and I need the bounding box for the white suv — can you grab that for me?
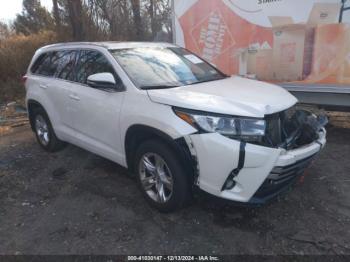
[25,42,327,212]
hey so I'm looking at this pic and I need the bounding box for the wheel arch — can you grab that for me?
[124,124,196,184]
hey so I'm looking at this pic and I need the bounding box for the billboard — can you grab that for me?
[173,0,350,85]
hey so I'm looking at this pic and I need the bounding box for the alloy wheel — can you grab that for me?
[35,115,50,146]
[139,153,174,203]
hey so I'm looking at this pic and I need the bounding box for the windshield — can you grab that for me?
[110,47,227,89]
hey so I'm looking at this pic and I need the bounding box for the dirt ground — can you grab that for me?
[0,124,349,255]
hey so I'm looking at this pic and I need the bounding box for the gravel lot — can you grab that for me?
[0,125,349,255]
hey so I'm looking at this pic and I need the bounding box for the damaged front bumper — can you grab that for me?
[185,110,327,204]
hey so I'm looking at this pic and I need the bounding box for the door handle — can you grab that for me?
[39,84,48,89]
[69,94,80,101]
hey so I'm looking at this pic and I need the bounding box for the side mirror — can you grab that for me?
[87,72,118,90]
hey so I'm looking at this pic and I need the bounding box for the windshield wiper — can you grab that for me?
[140,85,179,90]
[187,75,230,86]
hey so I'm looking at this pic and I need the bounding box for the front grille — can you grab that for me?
[252,154,316,200]
[268,154,316,184]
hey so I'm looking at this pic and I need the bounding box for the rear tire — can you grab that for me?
[32,107,66,152]
[134,139,192,212]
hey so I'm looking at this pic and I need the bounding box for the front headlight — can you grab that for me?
[174,108,266,142]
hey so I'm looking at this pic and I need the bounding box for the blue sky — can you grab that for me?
[0,0,53,23]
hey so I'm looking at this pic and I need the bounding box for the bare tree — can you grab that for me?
[0,21,10,39]
[66,0,84,40]
[131,0,142,40]
[13,0,173,41]
[149,0,156,38]
[52,0,61,30]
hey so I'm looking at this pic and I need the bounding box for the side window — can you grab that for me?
[31,53,47,74]
[31,52,58,77]
[76,50,120,85]
[55,50,77,81]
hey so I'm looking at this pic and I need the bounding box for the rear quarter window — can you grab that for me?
[30,51,59,77]
[30,53,48,74]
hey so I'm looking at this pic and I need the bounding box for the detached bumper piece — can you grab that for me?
[249,153,317,204]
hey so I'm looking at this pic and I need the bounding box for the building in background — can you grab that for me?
[173,0,350,86]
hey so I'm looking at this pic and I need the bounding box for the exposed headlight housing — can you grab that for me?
[174,108,266,143]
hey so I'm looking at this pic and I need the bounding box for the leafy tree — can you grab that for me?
[0,21,10,39]
[13,0,54,35]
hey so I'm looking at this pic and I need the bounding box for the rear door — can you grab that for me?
[49,50,79,139]
[67,49,126,163]
[30,51,77,138]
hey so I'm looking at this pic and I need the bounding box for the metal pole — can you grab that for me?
[171,0,176,44]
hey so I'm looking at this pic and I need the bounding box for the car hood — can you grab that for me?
[147,76,298,118]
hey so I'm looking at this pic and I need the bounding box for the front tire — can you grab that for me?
[32,107,66,152]
[135,139,191,212]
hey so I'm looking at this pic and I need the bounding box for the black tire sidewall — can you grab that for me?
[135,139,191,212]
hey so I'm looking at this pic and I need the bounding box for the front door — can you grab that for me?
[67,50,125,163]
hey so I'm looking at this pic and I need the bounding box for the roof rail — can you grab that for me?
[40,42,110,50]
